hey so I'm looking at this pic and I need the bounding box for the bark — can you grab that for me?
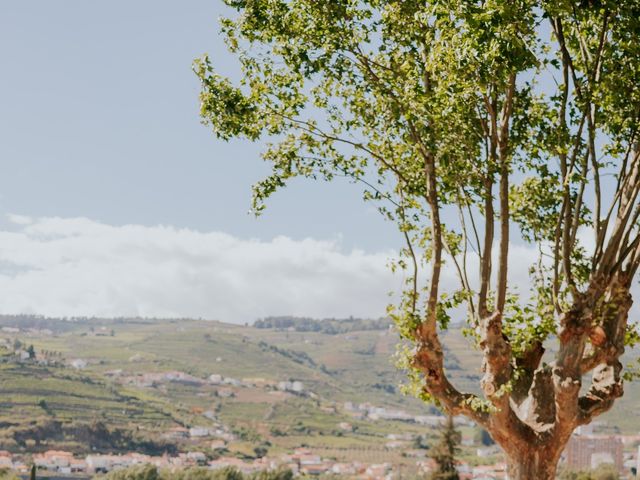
[506,448,560,480]
[428,292,632,480]
[404,25,638,473]
[479,312,512,414]
[413,279,633,478]
[500,291,631,479]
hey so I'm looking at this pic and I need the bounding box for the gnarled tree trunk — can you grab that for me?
[414,286,631,480]
[505,449,560,480]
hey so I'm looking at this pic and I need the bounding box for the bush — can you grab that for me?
[250,468,293,480]
[100,465,293,480]
[101,464,160,480]
[170,467,244,480]
[0,468,19,480]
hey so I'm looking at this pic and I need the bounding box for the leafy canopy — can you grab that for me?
[196,0,640,449]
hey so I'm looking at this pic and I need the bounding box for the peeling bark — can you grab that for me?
[411,284,633,477]
[578,361,624,423]
[513,365,556,428]
[479,312,512,415]
[511,341,545,405]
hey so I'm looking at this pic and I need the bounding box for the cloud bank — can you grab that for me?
[0,216,400,322]
[2,215,612,325]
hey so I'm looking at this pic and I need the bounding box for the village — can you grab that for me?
[0,398,636,480]
[0,446,508,479]
[0,336,639,479]
[1,430,639,480]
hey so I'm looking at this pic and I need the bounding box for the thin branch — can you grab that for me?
[496,74,515,313]
[398,188,419,316]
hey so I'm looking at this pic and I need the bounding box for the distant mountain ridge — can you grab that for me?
[253,316,392,334]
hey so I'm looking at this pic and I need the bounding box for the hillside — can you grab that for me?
[0,315,636,467]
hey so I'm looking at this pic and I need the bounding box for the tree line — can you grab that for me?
[253,316,391,334]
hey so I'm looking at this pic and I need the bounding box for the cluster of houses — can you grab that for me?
[108,370,211,388]
[343,402,475,427]
[0,448,394,478]
[0,326,53,336]
[105,370,307,395]
[2,432,639,479]
[208,448,393,478]
[29,450,208,475]
[16,449,531,479]
[276,380,305,393]
[0,447,510,479]
[160,425,235,443]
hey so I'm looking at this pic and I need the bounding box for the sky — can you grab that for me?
[0,2,604,324]
[0,1,394,246]
[0,1,403,322]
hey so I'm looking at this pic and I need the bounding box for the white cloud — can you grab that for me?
[2,215,608,324]
[7,214,33,226]
[0,216,401,322]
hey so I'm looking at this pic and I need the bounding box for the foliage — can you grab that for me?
[253,444,269,458]
[100,464,161,480]
[412,434,429,450]
[100,466,292,480]
[0,468,19,480]
[250,469,293,480]
[198,0,640,473]
[257,341,317,368]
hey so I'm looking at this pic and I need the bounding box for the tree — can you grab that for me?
[0,468,19,480]
[102,464,159,480]
[196,1,640,478]
[413,434,429,450]
[428,416,460,480]
[253,444,269,458]
[29,465,36,480]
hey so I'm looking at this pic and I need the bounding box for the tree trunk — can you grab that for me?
[506,449,560,480]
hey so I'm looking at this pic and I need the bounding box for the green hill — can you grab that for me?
[0,315,636,464]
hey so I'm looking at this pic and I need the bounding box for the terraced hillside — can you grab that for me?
[0,315,636,464]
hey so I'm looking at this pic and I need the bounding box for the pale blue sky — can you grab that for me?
[0,1,396,252]
[0,2,562,321]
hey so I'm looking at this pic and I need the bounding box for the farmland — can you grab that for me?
[0,315,636,465]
